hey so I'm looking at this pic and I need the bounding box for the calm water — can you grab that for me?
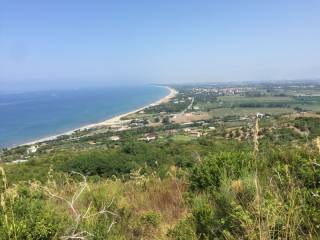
[0,85,168,148]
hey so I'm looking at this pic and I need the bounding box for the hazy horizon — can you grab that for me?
[1,0,320,88]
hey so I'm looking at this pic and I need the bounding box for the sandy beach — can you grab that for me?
[20,86,177,146]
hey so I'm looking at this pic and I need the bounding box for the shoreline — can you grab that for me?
[19,86,177,147]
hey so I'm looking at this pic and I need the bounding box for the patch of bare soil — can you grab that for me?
[172,112,210,123]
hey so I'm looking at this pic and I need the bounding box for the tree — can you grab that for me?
[162,116,170,124]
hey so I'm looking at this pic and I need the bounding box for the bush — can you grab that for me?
[58,150,138,177]
[0,183,68,240]
[140,211,161,227]
[130,211,161,238]
[167,218,197,240]
[191,189,251,239]
[189,151,252,192]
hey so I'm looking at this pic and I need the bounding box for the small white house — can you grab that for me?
[110,136,120,141]
[145,136,156,142]
[8,159,29,164]
[27,145,38,154]
[256,112,265,118]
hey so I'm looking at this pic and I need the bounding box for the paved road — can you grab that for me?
[181,97,194,114]
[172,97,194,120]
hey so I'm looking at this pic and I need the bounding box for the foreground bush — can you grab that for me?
[188,144,320,239]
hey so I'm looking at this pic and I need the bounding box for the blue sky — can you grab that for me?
[1,0,320,88]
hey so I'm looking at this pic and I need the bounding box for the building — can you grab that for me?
[139,134,157,142]
[189,130,202,137]
[27,145,38,154]
[7,159,29,164]
[110,136,120,141]
[256,112,265,118]
[145,136,156,142]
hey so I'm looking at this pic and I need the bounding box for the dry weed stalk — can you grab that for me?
[0,167,9,233]
[253,118,260,155]
[253,118,264,239]
[167,165,184,201]
[315,137,320,155]
[311,137,320,197]
[43,171,118,240]
[0,167,18,240]
[130,168,149,187]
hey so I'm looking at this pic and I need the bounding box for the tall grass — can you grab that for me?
[249,118,319,239]
[0,166,18,240]
[0,166,188,240]
[253,118,264,239]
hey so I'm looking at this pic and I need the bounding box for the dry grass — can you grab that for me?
[48,169,188,239]
[230,179,243,194]
[0,166,19,240]
[124,175,187,239]
[1,165,188,240]
[245,118,318,239]
[315,137,320,154]
[42,171,118,240]
[126,178,186,216]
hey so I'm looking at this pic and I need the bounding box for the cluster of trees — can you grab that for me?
[144,101,189,114]
[193,92,217,104]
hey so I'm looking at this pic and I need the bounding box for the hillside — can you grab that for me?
[1,81,320,239]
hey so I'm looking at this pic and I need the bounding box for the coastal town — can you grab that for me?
[2,81,320,163]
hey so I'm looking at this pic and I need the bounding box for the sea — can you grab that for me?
[0,85,168,148]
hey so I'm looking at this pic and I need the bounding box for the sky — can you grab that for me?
[1,0,320,89]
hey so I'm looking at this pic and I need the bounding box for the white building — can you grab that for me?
[27,145,38,154]
[110,136,120,141]
[256,112,265,118]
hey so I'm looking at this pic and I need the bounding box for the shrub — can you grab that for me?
[130,211,161,238]
[167,218,197,240]
[140,211,161,227]
[0,183,68,240]
[189,151,252,192]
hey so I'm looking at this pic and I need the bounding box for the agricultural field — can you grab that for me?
[209,107,295,117]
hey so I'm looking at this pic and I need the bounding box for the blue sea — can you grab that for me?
[0,85,168,148]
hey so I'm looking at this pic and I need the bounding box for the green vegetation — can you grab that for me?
[1,81,320,239]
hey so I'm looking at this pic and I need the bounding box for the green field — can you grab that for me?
[170,134,193,142]
[195,95,297,112]
[217,95,294,103]
[209,107,295,117]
